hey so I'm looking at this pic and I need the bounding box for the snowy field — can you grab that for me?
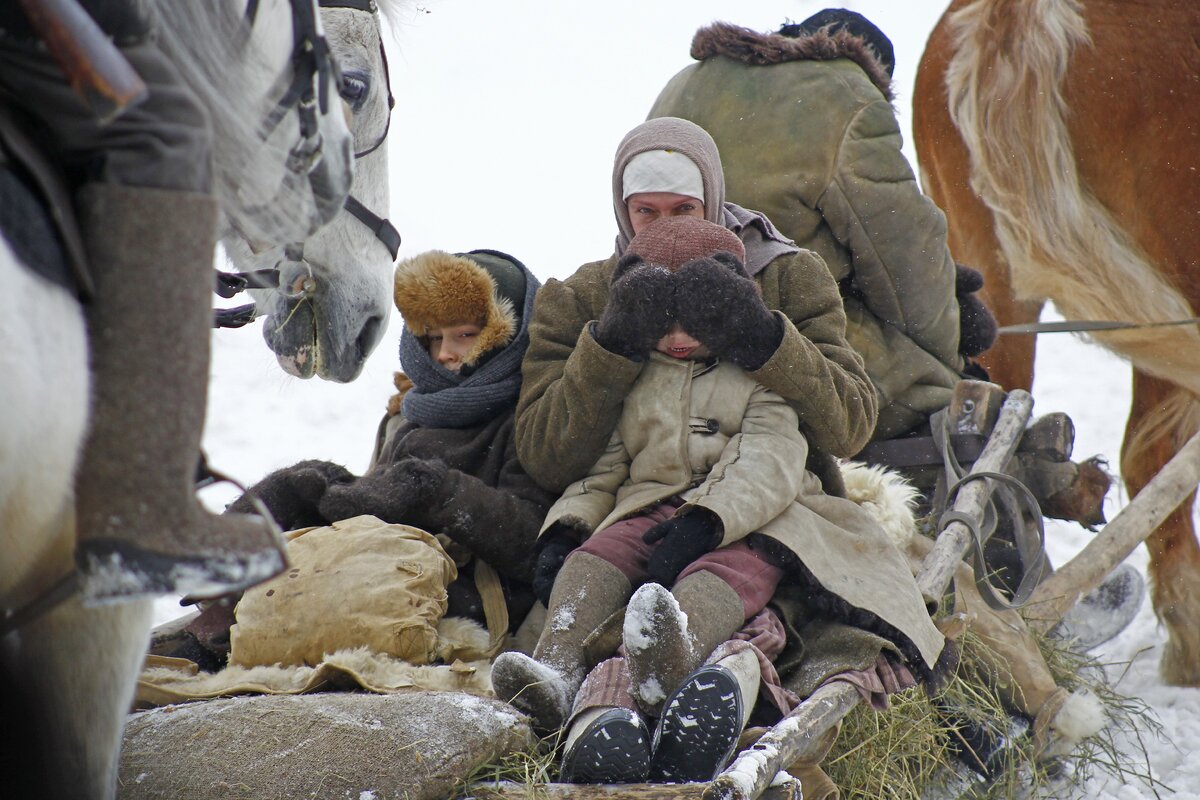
[163,2,1197,796]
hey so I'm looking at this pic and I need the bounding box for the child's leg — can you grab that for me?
[573,501,679,582]
[491,552,632,731]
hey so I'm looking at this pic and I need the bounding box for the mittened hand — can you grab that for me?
[317,457,448,524]
[954,263,998,357]
[227,459,356,531]
[673,255,783,370]
[592,254,676,359]
[532,522,583,607]
[643,508,724,586]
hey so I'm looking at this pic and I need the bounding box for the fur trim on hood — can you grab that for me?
[393,250,518,367]
[691,22,894,102]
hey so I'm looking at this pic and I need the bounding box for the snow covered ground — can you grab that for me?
[162,2,1198,796]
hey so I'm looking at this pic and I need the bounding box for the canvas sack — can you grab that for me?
[230,515,457,668]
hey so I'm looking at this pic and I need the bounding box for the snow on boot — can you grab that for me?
[1050,563,1145,651]
[491,552,631,731]
[559,707,651,784]
[648,662,745,783]
[624,572,744,716]
[72,184,286,601]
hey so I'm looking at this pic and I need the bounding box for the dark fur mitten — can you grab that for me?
[532,521,584,606]
[226,459,355,531]
[674,255,783,370]
[955,263,998,357]
[643,508,724,586]
[318,457,449,524]
[592,254,676,359]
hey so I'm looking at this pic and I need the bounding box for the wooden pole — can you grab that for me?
[702,682,861,800]
[915,390,1035,605]
[1024,430,1200,634]
[468,780,800,799]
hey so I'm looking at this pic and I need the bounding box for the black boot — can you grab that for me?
[559,707,651,784]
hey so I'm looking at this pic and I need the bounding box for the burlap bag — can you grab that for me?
[229,515,456,668]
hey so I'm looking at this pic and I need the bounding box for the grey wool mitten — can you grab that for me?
[226,459,356,532]
[673,254,783,371]
[592,254,676,360]
[317,457,449,524]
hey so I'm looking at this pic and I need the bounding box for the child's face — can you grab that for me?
[656,323,711,361]
[427,321,483,372]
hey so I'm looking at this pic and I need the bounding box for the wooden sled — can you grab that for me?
[470,381,1200,800]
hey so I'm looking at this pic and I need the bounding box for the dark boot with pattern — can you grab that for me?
[491,552,631,731]
[559,707,651,784]
[73,184,286,601]
[624,571,745,717]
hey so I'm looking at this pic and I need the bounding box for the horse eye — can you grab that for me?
[338,71,370,110]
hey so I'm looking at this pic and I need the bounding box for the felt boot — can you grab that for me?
[624,572,745,716]
[559,707,651,784]
[72,184,286,601]
[491,552,631,731]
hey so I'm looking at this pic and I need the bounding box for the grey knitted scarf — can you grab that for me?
[399,261,540,429]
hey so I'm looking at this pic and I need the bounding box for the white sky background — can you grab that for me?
[188,2,1199,796]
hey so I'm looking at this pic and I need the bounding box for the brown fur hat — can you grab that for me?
[392,250,519,366]
[626,216,746,271]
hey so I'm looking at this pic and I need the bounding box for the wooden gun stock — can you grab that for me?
[16,0,147,122]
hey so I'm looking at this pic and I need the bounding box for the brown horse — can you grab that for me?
[912,0,1200,685]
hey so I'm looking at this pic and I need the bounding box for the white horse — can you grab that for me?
[0,1,360,797]
[222,0,399,382]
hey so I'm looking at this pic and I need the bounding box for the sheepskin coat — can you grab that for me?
[544,353,944,670]
[649,22,966,439]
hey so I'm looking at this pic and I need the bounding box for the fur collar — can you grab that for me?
[691,22,894,102]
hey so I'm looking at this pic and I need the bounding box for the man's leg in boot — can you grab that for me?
[559,657,651,784]
[492,552,631,731]
[73,184,285,600]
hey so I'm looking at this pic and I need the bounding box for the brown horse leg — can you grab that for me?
[1122,372,1200,686]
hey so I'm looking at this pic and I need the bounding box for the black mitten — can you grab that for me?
[592,254,676,359]
[532,522,583,607]
[674,255,783,370]
[955,263,998,357]
[643,508,724,586]
[226,459,355,531]
[318,457,448,524]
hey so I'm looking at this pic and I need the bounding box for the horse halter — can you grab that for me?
[214,0,400,328]
[247,0,339,178]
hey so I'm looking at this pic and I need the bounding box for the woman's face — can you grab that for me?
[427,321,483,372]
[626,192,704,235]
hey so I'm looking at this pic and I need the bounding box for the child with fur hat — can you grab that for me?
[492,216,946,786]
[224,248,556,649]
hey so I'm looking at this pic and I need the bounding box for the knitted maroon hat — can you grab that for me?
[626,216,746,272]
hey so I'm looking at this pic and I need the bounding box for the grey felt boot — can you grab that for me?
[73,184,286,601]
[624,571,745,717]
[491,552,631,731]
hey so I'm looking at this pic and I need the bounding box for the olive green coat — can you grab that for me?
[545,353,944,670]
[515,249,877,494]
[648,23,965,439]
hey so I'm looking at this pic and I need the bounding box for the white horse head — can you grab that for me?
[222,0,398,382]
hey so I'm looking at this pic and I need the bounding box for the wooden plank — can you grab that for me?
[947,380,1005,436]
[1024,430,1200,633]
[465,780,799,799]
[1019,412,1074,462]
[915,390,1035,605]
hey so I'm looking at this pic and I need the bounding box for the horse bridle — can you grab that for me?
[215,0,401,328]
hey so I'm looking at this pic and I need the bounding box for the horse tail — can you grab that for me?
[943,0,1200,396]
[1125,388,1200,473]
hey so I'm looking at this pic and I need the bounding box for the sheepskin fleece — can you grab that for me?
[839,460,919,549]
[136,616,494,706]
[119,691,533,800]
